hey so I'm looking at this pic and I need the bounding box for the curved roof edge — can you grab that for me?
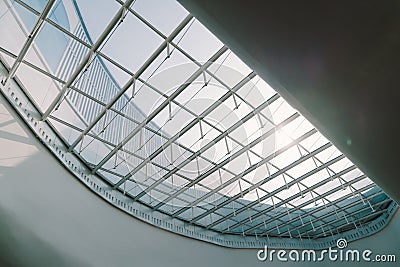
[0,55,397,249]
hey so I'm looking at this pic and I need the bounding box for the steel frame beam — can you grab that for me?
[309,200,390,239]
[92,45,227,173]
[114,71,257,188]
[209,155,354,230]
[277,190,388,239]
[232,156,355,232]
[246,174,369,235]
[66,14,193,153]
[290,191,387,239]
[220,154,365,233]
[11,0,275,187]
[190,142,334,225]
[51,121,246,226]
[42,0,136,120]
[154,112,301,210]
[224,179,375,238]
[6,3,264,205]
[224,164,361,233]
[0,45,245,195]
[6,0,395,243]
[174,129,320,219]
[0,45,270,223]
[118,89,274,199]
[1,0,56,86]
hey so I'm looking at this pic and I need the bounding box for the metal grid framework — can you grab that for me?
[0,0,395,242]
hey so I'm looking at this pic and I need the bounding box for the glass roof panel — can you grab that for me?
[176,19,224,62]
[1,0,395,245]
[133,0,188,36]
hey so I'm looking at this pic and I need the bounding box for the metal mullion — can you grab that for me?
[14,0,142,90]
[64,32,85,84]
[190,129,326,225]
[126,90,277,201]
[111,50,248,190]
[262,178,370,237]
[100,157,191,193]
[294,192,388,239]
[226,162,356,232]
[310,200,391,239]
[149,38,273,130]
[266,160,344,219]
[108,113,234,186]
[14,0,270,159]
[81,58,97,121]
[117,151,224,195]
[68,86,147,136]
[231,158,350,231]
[42,0,136,120]
[75,152,241,227]
[50,113,121,154]
[91,68,107,121]
[246,174,369,235]
[117,0,276,130]
[92,122,253,202]
[296,139,357,207]
[291,191,389,239]
[0,45,276,217]
[13,0,91,48]
[204,185,300,232]
[13,0,258,134]
[178,127,317,219]
[48,114,137,160]
[0,46,86,125]
[65,30,90,111]
[17,0,186,111]
[94,46,227,173]
[100,169,240,223]
[116,0,265,119]
[223,174,306,229]
[136,74,237,135]
[239,161,350,235]
[156,113,301,211]
[67,15,193,155]
[98,167,198,207]
[95,88,234,178]
[47,117,170,179]
[2,0,56,86]
[217,155,353,231]
[88,61,104,122]
[46,110,215,216]
[0,47,63,85]
[167,116,303,217]
[197,109,272,171]
[68,82,241,187]
[301,162,364,221]
[57,34,78,82]
[140,82,273,187]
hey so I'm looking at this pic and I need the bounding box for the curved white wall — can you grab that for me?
[0,93,399,267]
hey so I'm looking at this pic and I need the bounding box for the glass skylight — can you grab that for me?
[0,0,395,244]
